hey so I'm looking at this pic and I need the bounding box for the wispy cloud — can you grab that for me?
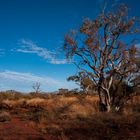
[0,70,76,92]
[14,39,68,64]
[0,49,5,56]
[136,43,140,48]
[50,59,68,64]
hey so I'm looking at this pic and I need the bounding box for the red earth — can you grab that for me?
[0,114,140,140]
[0,115,58,140]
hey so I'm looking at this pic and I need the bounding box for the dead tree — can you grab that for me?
[32,82,41,94]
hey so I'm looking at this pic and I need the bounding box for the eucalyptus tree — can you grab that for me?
[64,5,139,112]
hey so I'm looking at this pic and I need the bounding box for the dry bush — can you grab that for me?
[0,111,11,122]
[0,100,13,110]
[26,98,46,108]
[0,99,26,109]
[25,108,48,124]
[122,95,140,115]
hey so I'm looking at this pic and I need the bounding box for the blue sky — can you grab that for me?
[0,0,139,92]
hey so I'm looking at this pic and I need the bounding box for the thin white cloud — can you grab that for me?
[0,49,5,56]
[15,39,68,64]
[136,43,140,48]
[50,59,68,64]
[0,70,58,85]
[0,70,76,92]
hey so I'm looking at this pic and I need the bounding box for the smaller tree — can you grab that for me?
[67,71,95,94]
[32,82,41,94]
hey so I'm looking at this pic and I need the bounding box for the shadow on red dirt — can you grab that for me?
[0,115,58,140]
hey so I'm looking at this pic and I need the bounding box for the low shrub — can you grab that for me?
[0,111,11,122]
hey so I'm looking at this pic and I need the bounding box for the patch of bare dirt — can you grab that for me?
[0,115,58,140]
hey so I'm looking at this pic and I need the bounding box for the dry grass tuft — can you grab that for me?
[122,95,140,115]
[0,111,11,122]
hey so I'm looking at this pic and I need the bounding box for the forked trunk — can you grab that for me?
[98,89,112,112]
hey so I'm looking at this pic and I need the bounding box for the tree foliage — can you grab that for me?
[67,71,95,93]
[64,4,140,112]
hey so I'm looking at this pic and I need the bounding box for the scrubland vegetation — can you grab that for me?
[0,91,139,140]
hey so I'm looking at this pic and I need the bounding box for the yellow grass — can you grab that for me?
[0,95,99,119]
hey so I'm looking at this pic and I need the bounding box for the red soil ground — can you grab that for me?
[0,114,140,140]
[0,115,58,140]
